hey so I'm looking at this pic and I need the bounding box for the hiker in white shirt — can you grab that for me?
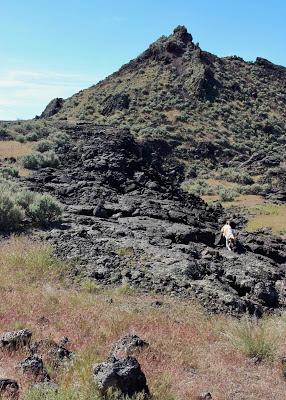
[221,220,235,251]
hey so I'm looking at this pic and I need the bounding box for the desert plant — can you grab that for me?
[0,166,19,178]
[0,192,24,231]
[34,140,54,153]
[225,317,275,361]
[22,152,44,169]
[28,194,62,226]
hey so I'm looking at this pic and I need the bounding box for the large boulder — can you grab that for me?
[93,356,149,397]
[0,329,32,351]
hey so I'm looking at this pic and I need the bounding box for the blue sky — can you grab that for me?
[0,0,285,120]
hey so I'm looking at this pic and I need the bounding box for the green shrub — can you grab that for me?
[34,140,54,153]
[22,151,59,169]
[41,150,59,167]
[219,187,238,202]
[26,132,39,141]
[0,167,19,178]
[15,190,35,210]
[28,194,62,226]
[0,192,24,231]
[22,153,44,169]
[49,131,70,145]
[15,134,26,143]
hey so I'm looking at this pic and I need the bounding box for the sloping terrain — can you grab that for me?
[47,26,286,196]
[25,122,286,316]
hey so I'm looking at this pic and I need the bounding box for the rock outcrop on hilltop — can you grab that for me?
[26,122,286,316]
[46,26,286,189]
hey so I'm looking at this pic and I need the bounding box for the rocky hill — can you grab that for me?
[48,26,285,189]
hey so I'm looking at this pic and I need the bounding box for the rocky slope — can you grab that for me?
[47,26,286,193]
[26,122,286,316]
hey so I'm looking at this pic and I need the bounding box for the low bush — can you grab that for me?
[28,194,62,226]
[22,151,59,169]
[15,134,26,143]
[0,192,24,231]
[0,180,62,231]
[34,140,54,153]
[0,166,19,178]
[22,152,44,169]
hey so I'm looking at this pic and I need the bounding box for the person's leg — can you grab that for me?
[226,237,231,251]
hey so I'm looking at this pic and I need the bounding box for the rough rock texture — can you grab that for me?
[49,26,286,189]
[16,355,50,382]
[38,97,64,119]
[26,122,286,316]
[0,379,19,398]
[30,338,72,368]
[111,334,149,357]
[93,356,149,397]
[0,329,32,351]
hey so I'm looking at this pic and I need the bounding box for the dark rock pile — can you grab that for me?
[26,122,286,315]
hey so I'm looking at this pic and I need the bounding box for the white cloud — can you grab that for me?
[0,68,99,120]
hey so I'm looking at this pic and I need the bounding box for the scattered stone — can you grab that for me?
[30,339,72,368]
[93,356,149,397]
[198,392,212,400]
[0,379,19,398]
[111,334,149,357]
[0,329,32,351]
[16,355,50,382]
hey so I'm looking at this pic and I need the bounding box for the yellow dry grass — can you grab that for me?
[0,141,33,159]
[246,204,286,235]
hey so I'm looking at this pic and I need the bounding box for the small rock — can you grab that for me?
[93,356,149,397]
[111,334,149,357]
[0,379,19,398]
[16,355,50,382]
[0,329,32,351]
[199,392,212,400]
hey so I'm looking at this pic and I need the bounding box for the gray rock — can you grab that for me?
[111,334,149,357]
[16,355,50,382]
[93,356,149,397]
[0,329,32,351]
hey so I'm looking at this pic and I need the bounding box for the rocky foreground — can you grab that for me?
[26,122,286,316]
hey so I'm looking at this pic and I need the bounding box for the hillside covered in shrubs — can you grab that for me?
[44,26,286,199]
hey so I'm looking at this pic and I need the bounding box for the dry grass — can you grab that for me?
[246,204,286,235]
[0,141,33,177]
[1,237,286,399]
[0,141,33,159]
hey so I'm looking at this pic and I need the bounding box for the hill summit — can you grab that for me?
[45,26,285,190]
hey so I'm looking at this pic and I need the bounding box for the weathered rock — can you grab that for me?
[16,355,50,382]
[111,334,149,357]
[25,122,286,315]
[0,329,32,351]
[93,356,149,397]
[101,93,130,115]
[38,97,64,118]
[198,393,212,400]
[30,338,72,368]
[0,379,19,398]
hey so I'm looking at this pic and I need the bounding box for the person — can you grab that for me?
[221,220,235,251]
